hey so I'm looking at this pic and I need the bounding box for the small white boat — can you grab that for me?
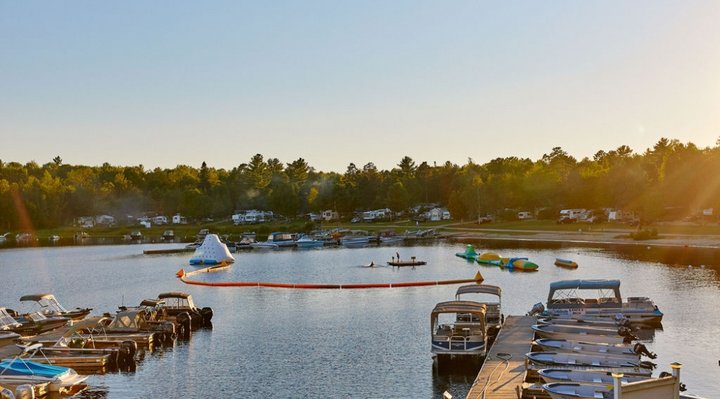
[534,339,655,359]
[295,235,324,249]
[251,232,296,249]
[379,236,404,245]
[340,231,370,247]
[531,324,636,344]
[527,351,656,370]
[538,368,651,386]
[0,346,88,395]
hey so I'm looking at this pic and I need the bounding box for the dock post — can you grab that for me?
[671,362,682,399]
[612,372,623,399]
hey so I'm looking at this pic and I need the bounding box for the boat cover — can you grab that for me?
[189,234,234,265]
[0,359,69,378]
[455,284,501,298]
[550,280,620,290]
[19,294,56,302]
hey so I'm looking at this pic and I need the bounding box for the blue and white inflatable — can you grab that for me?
[189,234,234,265]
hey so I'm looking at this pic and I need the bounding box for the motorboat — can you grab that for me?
[295,235,324,249]
[14,233,37,245]
[251,232,297,249]
[1,308,68,336]
[162,230,175,240]
[527,351,656,370]
[533,339,656,359]
[454,284,503,339]
[129,231,142,240]
[0,347,88,395]
[156,292,213,329]
[554,258,578,268]
[84,310,166,348]
[531,324,637,345]
[340,231,370,247]
[538,368,651,386]
[541,280,663,326]
[0,331,20,346]
[430,301,488,364]
[8,342,113,373]
[19,294,92,321]
[455,244,478,260]
[379,234,404,245]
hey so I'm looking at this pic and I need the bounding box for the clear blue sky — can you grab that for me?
[1,1,719,172]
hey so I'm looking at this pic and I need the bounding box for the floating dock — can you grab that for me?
[466,315,535,399]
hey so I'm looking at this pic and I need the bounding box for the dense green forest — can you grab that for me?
[1,138,719,230]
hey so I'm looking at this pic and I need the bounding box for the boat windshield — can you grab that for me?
[38,297,68,313]
[0,309,20,328]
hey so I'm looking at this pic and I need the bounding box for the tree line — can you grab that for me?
[1,138,719,230]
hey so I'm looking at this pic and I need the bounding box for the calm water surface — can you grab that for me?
[0,242,718,398]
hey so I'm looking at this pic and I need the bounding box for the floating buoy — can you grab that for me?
[176,267,484,289]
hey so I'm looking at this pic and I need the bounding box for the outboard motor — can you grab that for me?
[0,386,16,399]
[658,372,687,391]
[618,326,638,343]
[201,307,213,326]
[633,343,657,359]
[639,360,657,370]
[15,385,34,399]
[527,303,545,316]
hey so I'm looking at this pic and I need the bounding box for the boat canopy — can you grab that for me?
[431,301,487,331]
[139,299,166,307]
[107,309,149,331]
[158,292,191,299]
[19,293,57,302]
[455,284,501,298]
[550,280,620,290]
[548,279,622,303]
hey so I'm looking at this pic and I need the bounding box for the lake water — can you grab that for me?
[0,241,718,398]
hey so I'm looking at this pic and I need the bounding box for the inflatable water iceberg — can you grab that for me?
[189,234,234,265]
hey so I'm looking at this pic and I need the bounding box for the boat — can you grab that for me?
[554,258,578,268]
[537,316,631,329]
[430,301,488,365]
[14,233,37,245]
[189,234,235,265]
[156,292,213,329]
[295,234,324,249]
[542,382,614,399]
[83,311,164,348]
[538,368,652,386]
[340,231,370,247]
[387,259,426,267]
[162,230,175,240]
[19,294,92,321]
[1,308,69,336]
[455,244,478,260]
[534,339,656,359]
[251,232,297,249]
[531,324,637,344]
[455,284,503,340]
[542,280,664,326]
[476,252,502,265]
[527,351,656,370]
[379,235,404,245]
[8,342,113,374]
[48,235,61,243]
[0,232,8,244]
[129,231,142,240]
[0,348,88,395]
[0,331,20,346]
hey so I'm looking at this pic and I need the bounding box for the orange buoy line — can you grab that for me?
[176,268,484,289]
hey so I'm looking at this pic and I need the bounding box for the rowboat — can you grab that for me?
[527,351,656,370]
[533,339,656,359]
[538,368,651,386]
[531,324,637,344]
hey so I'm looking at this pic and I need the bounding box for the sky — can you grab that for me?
[1,1,719,172]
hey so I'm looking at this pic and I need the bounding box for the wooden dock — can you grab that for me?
[466,315,535,399]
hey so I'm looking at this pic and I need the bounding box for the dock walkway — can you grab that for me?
[466,315,535,399]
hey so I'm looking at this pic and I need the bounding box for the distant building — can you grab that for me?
[426,207,451,221]
[322,210,339,221]
[172,214,188,224]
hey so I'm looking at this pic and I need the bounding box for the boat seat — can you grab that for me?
[592,360,600,366]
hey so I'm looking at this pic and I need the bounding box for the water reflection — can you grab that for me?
[431,361,480,399]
